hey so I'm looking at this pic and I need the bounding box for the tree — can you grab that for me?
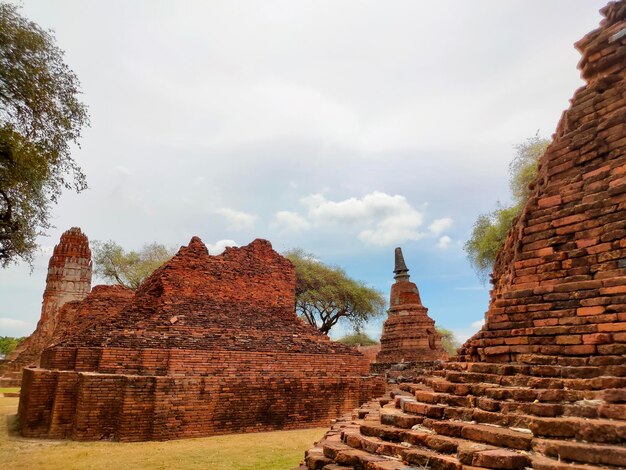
[285,249,386,335]
[0,335,25,356]
[465,134,550,280]
[337,331,379,346]
[436,327,460,356]
[92,241,174,290]
[0,3,89,267]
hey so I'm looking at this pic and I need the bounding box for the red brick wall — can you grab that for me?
[19,368,384,441]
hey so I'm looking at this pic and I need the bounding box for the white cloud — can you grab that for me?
[471,319,485,330]
[302,191,426,246]
[214,208,257,231]
[429,217,454,235]
[273,211,311,232]
[207,239,238,254]
[0,318,29,328]
[437,235,452,249]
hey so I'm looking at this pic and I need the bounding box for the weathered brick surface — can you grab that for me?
[19,237,384,441]
[0,228,92,386]
[299,4,626,470]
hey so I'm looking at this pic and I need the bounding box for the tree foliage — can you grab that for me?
[0,3,89,267]
[92,241,174,290]
[465,134,550,280]
[285,249,386,335]
[0,335,25,356]
[336,331,379,346]
[436,327,460,356]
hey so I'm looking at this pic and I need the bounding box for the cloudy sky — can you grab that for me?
[0,0,607,343]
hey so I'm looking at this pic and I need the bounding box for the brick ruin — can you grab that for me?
[0,227,92,387]
[300,3,626,469]
[18,237,384,441]
[373,247,447,375]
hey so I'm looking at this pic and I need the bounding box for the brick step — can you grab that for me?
[477,394,626,419]
[531,454,623,470]
[445,370,626,390]
[443,361,626,379]
[533,438,626,468]
[379,409,424,429]
[0,377,20,387]
[321,440,405,469]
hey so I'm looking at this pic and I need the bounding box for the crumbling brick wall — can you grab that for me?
[19,237,384,441]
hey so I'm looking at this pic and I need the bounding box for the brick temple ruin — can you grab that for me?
[300,3,626,469]
[373,247,447,374]
[18,237,384,441]
[0,228,93,387]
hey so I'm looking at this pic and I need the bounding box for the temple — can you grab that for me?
[18,237,384,441]
[373,247,447,372]
[0,228,92,387]
[300,3,626,469]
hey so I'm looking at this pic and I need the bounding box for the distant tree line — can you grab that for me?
[0,336,25,356]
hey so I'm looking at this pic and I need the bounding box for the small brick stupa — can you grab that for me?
[0,228,92,386]
[19,237,384,441]
[373,247,447,372]
[300,3,626,469]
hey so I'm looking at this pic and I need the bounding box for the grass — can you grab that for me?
[0,388,20,393]
[0,396,325,469]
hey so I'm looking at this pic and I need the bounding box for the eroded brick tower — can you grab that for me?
[0,228,91,385]
[374,247,447,369]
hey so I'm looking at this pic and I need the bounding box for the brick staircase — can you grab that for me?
[300,361,626,469]
[0,371,21,387]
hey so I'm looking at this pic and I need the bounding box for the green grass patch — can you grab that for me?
[0,396,323,469]
[0,388,20,394]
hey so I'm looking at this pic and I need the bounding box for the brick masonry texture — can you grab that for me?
[298,3,626,470]
[0,228,92,387]
[19,237,384,441]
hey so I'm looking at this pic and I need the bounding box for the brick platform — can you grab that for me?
[299,2,626,469]
[19,237,384,441]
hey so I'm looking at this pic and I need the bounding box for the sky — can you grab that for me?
[0,0,608,344]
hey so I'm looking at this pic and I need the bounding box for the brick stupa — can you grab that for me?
[0,228,92,387]
[19,237,384,441]
[373,247,447,371]
[300,3,626,469]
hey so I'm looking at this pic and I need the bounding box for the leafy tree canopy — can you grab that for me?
[285,249,386,335]
[92,241,174,290]
[0,335,25,356]
[436,327,460,356]
[0,3,89,267]
[336,331,379,346]
[465,134,550,280]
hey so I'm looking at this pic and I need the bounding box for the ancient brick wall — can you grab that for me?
[20,237,384,441]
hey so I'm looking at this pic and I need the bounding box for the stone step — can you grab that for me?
[322,441,401,469]
[533,438,626,468]
[422,421,533,451]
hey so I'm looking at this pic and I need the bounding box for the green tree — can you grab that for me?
[0,3,89,267]
[436,327,460,356]
[285,249,386,335]
[465,134,550,280]
[92,241,174,290]
[337,331,379,346]
[0,336,25,356]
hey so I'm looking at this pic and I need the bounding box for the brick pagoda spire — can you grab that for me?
[374,247,447,367]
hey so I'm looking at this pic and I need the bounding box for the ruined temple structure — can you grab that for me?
[19,237,384,441]
[300,3,626,469]
[373,248,447,374]
[0,228,92,387]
